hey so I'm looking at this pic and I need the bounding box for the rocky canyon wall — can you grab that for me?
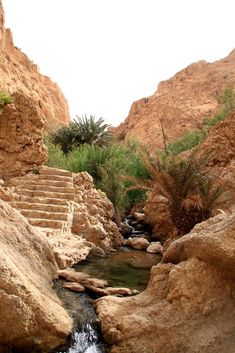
[115,50,235,151]
[0,1,70,176]
[0,0,70,129]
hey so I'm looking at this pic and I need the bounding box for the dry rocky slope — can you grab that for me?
[0,0,70,177]
[115,49,235,150]
[96,213,235,353]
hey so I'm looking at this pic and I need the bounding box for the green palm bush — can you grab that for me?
[50,114,113,154]
[124,149,227,235]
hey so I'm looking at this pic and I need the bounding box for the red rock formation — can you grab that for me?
[115,50,235,151]
[0,0,70,130]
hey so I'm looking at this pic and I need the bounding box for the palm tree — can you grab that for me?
[50,114,113,153]
[124,149,227,236]
[73,115,112,147]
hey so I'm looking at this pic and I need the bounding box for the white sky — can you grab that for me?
[2,0,235,126]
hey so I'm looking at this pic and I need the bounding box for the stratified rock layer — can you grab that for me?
[115,49,235,151]
[96,214,235,353]
[0,199,72,352]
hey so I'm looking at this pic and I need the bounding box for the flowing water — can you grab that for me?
[54,247,162,353]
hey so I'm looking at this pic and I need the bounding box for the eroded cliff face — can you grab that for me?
[115,50,235,151]
[0,92,48,177]
[0,1,70,176]
[0,0,70,129]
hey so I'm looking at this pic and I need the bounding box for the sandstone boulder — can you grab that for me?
[48,233,92,269]
[125,237,150,250]
[146,241,163,254]
[96,213,235,353]
[0,199,72,352]
[72,172,124,253]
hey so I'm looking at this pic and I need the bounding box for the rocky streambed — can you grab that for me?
[53,248,162,353]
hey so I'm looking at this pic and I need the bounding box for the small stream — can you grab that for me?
[54,247,161,353]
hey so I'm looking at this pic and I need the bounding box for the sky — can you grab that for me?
[2,0,235,126]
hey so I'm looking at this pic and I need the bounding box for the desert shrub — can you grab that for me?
[203,87,235,127]
[0,91,13,109]
[124,149,227,235]
[165,129,207,156]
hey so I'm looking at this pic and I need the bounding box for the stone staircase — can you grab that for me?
[9,166,75,236]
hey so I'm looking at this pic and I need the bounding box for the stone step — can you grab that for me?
[33,227,64,236]
[38,174,73,183]
[39,166,72,177]
[28,218,66,229]
[16,189,74,201]
[16,184,74,194]
[18,195,70,206]
[10,178,73,188]
[19,209,68,221]
[10,201,69,213]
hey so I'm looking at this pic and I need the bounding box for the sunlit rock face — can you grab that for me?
[0,199,72,352]
[96,213,235,353]
[72,172,124,253]
[115,49,235,151]
[0,1,70,176]
[0,92,48,177]
[0,0,70,128]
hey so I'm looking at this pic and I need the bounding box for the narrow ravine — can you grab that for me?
[53,247,161,353]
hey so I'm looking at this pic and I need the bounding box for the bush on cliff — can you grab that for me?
[124,149,227,235]
[0,91,13,109]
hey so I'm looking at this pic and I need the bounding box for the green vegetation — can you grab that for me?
[46,87,232,221]
[50,115,113,154]
[0,91,13,109]
[124,149,227,235]
[46,137,148,212]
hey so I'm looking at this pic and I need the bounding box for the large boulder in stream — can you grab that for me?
[0,199,72,352]
[96,213,235,353]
